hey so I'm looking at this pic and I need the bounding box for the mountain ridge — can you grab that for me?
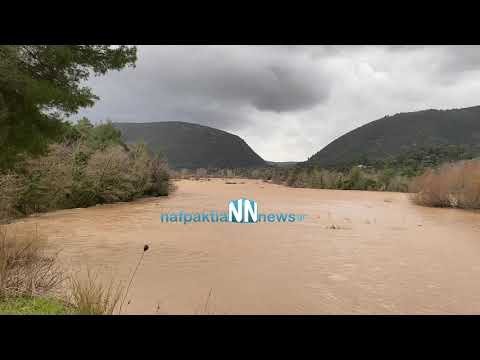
[307,105,480,167]
[113,121,266,169]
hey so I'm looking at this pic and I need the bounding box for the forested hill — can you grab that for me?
[114,121,266,169]
[307,105,480,167]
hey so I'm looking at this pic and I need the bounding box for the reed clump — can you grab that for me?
[68,269,124,315]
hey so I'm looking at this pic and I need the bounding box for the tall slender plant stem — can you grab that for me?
[118,247,148,315]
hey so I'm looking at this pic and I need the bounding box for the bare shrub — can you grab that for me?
[0,225,64,299]
[195,168,207,180]
[85,145,136,203]
[141,148,171,196]
[226,169,234,178]
[68,269,124,315]
[86,143,171,202]
[5,140,172,220]
[20,143,76,214]
[385,175,410,192]
[410,160,480,209]
[179,168,190,179]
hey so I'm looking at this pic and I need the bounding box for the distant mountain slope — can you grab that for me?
[113,122,265,169]
[307,105,480,167]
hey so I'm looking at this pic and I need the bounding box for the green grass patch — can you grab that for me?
[0,297,75,315]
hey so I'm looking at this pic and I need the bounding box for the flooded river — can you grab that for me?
[11,179,480,314]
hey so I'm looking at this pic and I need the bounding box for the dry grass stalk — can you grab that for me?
[68,269,124,315]
[118,244,150,314]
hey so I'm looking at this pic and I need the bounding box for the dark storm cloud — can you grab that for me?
[162,105,250,132]
[80,45,331,131]
[138,46,330,113]
[158,62,327,113]
[79,45,480,161]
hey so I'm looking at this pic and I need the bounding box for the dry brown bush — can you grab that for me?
[410,160,480,208]
[0,225,64,299]
[1,140,171,220]
[86,143,171,202]
[86,145,136,203]
[20,143,76,214]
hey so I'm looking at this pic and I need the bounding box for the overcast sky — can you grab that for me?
[77,45,480,161]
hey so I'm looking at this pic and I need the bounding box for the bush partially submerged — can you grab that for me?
[84,142,170,204]
[279,166,410,192]
[171,165,411,192]
[0,126,171,220]
[410,159,480,209]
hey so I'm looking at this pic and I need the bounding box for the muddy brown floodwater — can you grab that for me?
[10,178,480,314]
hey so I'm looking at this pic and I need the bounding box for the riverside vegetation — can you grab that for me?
[173,144,480,209]
[268,144,480,193]
[3,45,480,314]
[410,159,480,209]
[0,45,173,314]
[0,119,171,221]
[0,45,171,221]
[0,120,171,314]
[0,224,150,315]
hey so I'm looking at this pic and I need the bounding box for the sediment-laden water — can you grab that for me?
[11,179,480,314]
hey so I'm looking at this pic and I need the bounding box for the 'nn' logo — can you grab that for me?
[228,199,258,223]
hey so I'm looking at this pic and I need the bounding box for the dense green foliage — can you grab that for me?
[0,45,137,170]
[308,105,480,168]
[365,144,480,177]
[64,117,123,148]
[114,122,266,169]
[319,144,480,177]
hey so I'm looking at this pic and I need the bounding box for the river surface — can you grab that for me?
[11,178,480,314]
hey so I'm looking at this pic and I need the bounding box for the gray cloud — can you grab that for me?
[435,45,480,74]
[77,45,480,161]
